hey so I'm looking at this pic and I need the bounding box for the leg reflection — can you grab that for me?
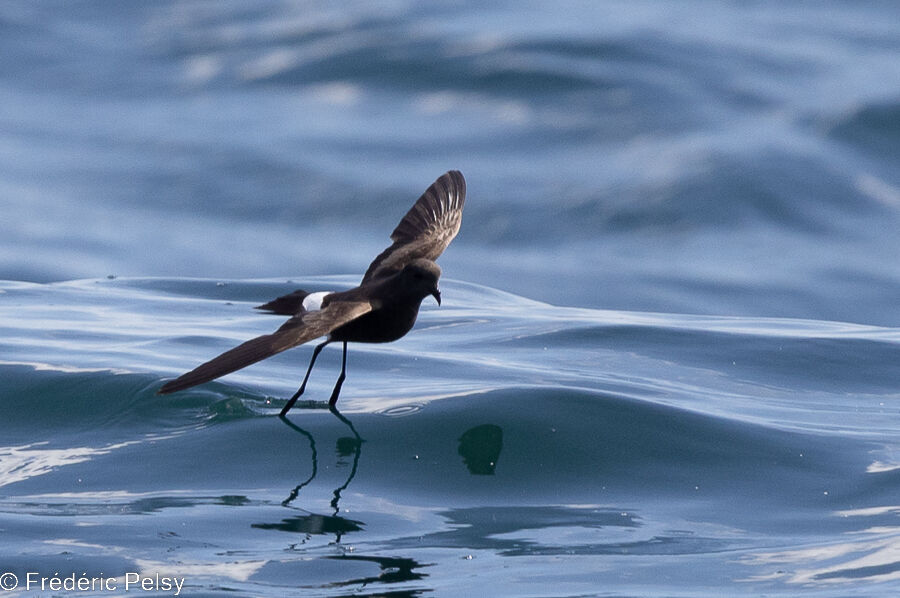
[273,407,365,544]
[279,417,318,507]
[328,405,364,519]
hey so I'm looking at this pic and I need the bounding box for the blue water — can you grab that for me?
[1,1,900,596]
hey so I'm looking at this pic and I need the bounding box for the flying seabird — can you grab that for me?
[158,170,466,415]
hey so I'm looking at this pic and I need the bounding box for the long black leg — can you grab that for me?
[328,342,348,408]
[280,340,330,416]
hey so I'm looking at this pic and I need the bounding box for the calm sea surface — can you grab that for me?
[1,1,899,596]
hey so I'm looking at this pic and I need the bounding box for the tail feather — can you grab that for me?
[255,290,310,315]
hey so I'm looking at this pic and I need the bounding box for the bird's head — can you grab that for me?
[401,259,442,305]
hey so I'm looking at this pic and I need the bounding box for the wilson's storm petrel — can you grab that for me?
[158,170,466,415]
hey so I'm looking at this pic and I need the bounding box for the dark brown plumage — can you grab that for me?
[157,170,466,415]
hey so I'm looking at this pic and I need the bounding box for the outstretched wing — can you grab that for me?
[157,300,372,394]
[362,170,466,284]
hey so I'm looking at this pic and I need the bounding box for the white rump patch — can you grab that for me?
[302,291,330,312]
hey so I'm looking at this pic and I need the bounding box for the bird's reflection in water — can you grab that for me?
[328,408,364,514]
[458,424,503,475]
[256,406,490,593]
[325,554,429,588]
[278,417,317,506]
[252,405,364,545]
[251,512,363,540]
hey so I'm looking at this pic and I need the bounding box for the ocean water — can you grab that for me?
[1,1,900,596]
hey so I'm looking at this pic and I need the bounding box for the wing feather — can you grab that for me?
[157,300,372,394]
[362,170,465,283]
